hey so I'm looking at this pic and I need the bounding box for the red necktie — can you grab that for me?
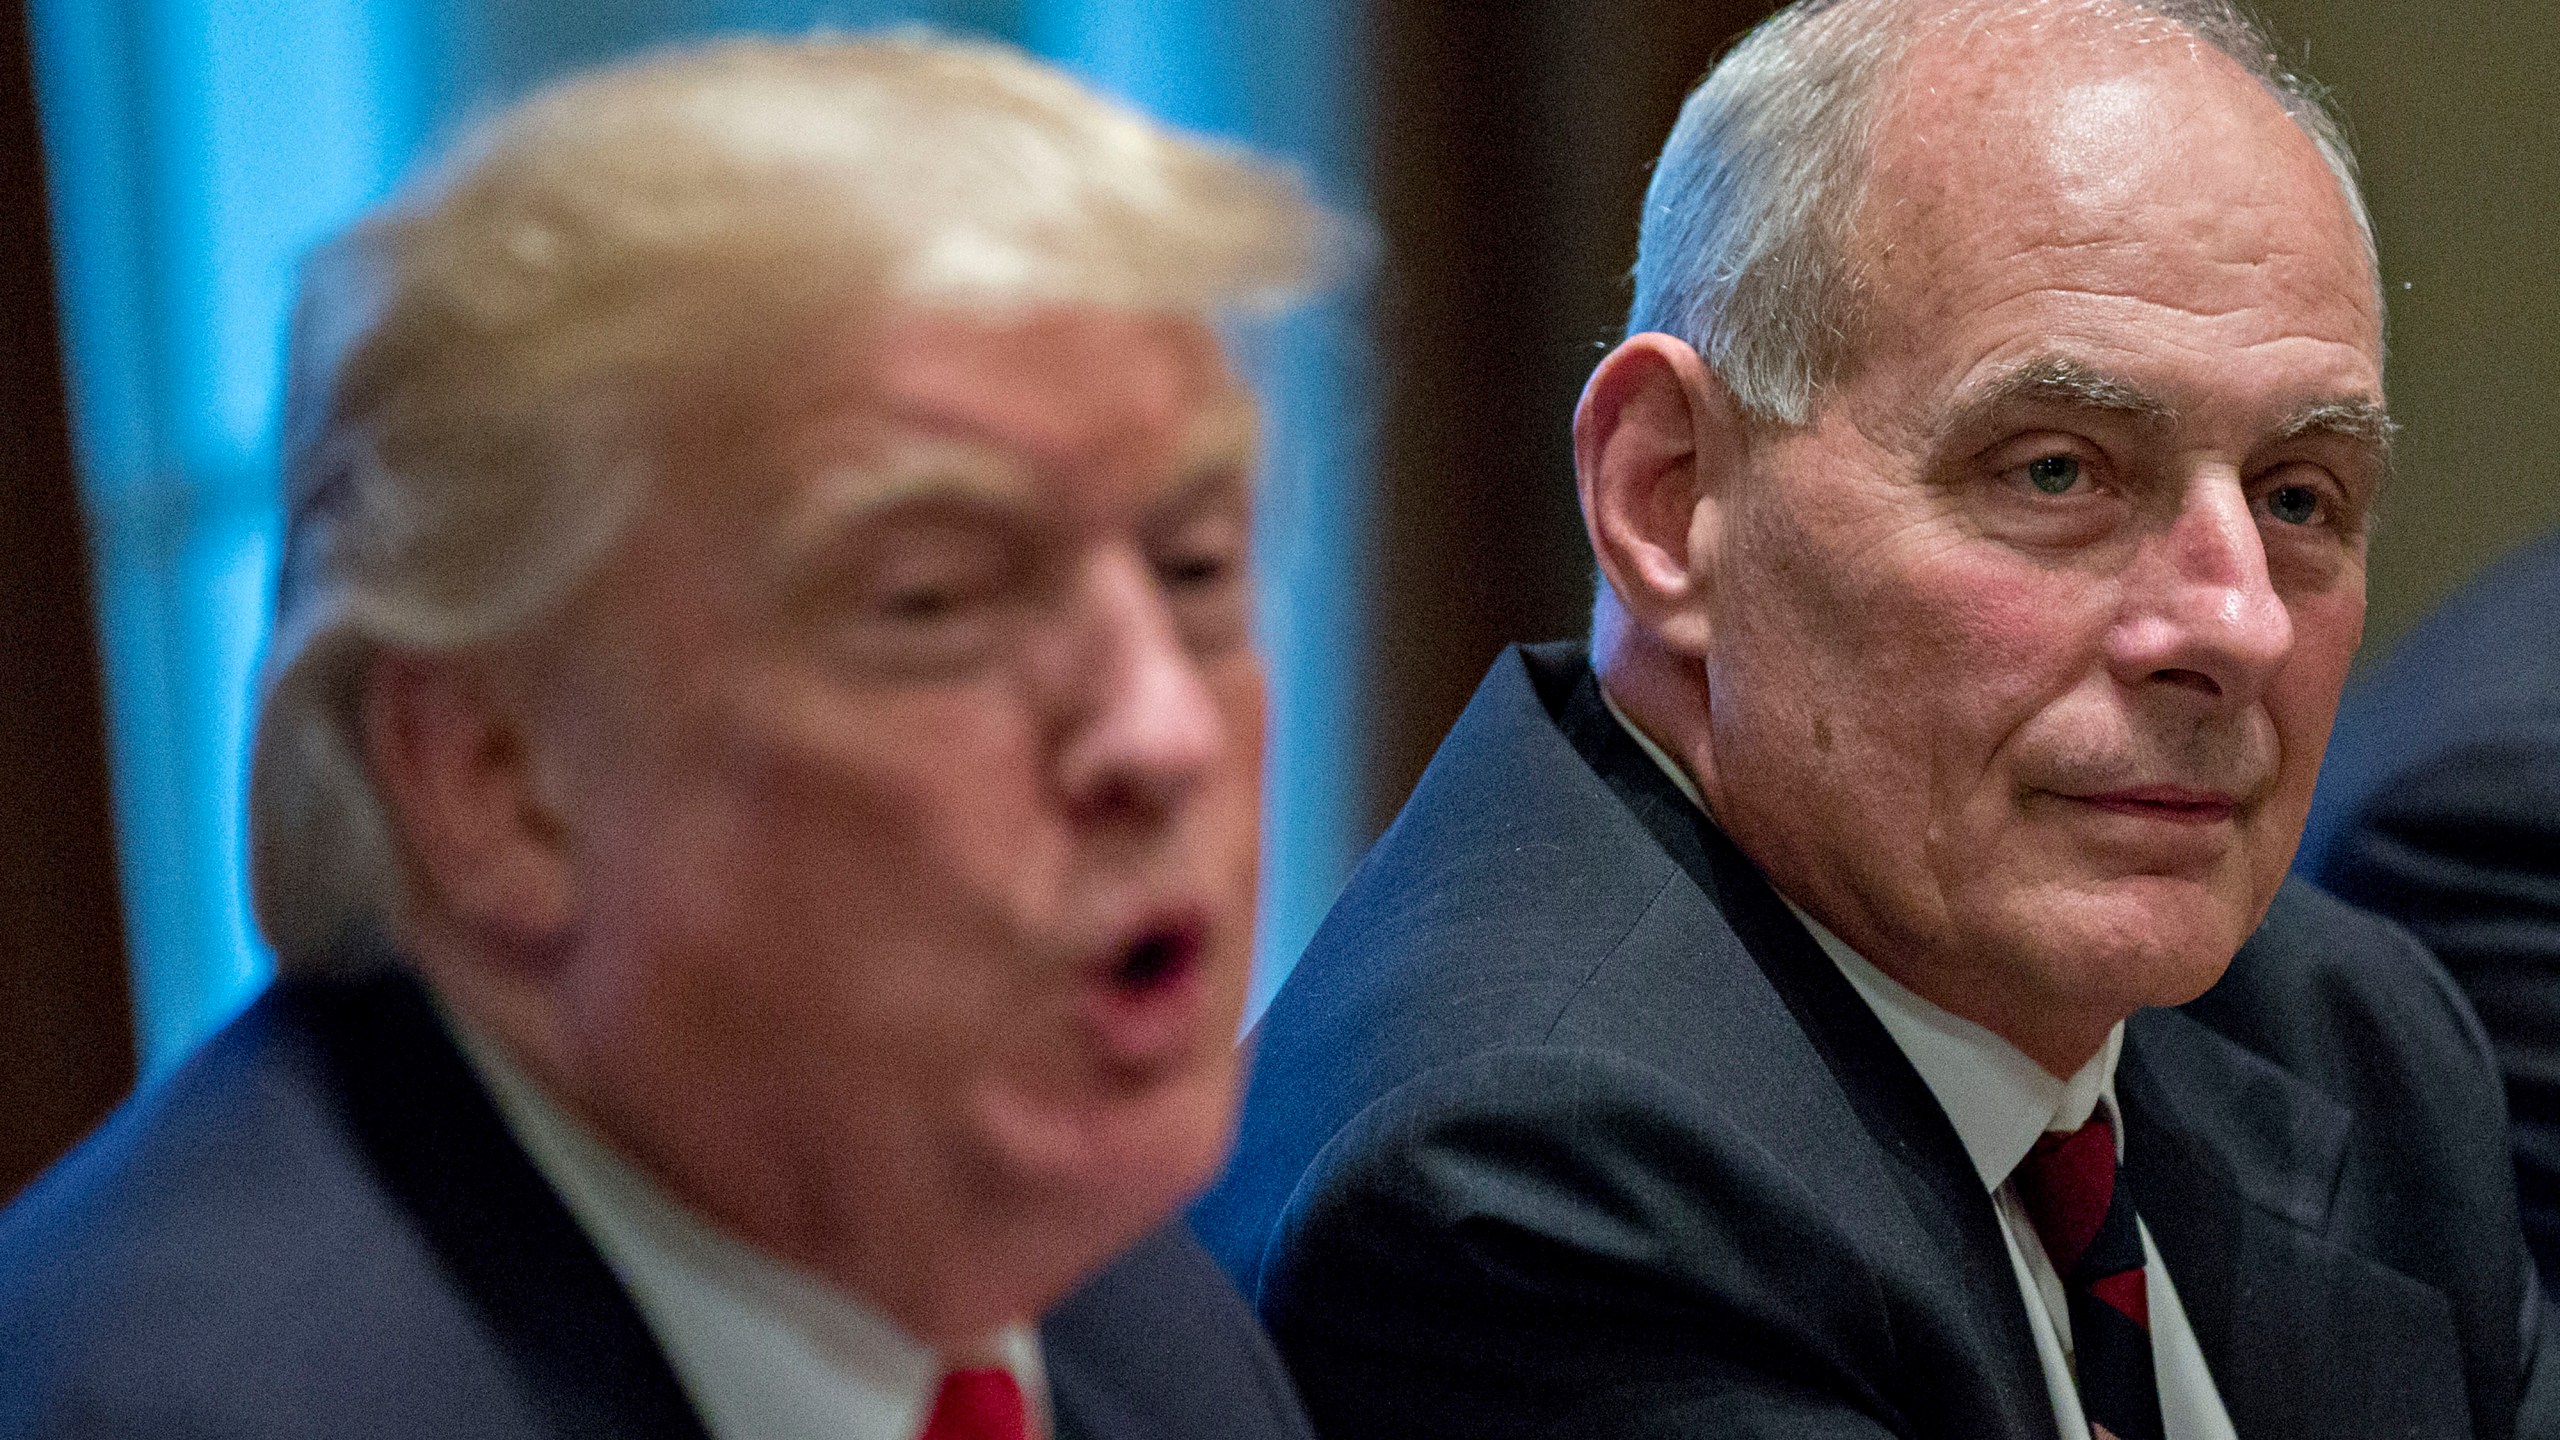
[918,1367,1028,1440]
[2011,1114,2164,1440]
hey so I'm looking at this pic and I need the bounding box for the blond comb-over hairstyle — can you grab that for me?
[252,33,1333,968]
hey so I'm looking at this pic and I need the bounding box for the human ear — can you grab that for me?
[359,647,577,954]
[1573,332,1745,658]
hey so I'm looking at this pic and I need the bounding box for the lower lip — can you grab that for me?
[1079,931,1214,1071]
[2071,794,2237,825]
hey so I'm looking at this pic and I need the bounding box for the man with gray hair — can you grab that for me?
[1200,2,2560,1438]
[0,35,1323,1440]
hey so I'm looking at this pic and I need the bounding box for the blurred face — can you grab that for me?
[523,304,1264,1336]
[1694,33,2387,1071]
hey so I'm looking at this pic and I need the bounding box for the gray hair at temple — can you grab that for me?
[250,33,1333,969]
[1628,0,2379,427]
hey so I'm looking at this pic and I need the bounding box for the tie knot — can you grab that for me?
[2011,1113,2119,1275]
[919,1366,1028,1440]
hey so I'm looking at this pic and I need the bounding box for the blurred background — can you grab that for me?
[4,0,2555,1202]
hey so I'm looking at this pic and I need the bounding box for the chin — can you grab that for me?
[887,1063,1239,1338]
[2009,874,2255,1016]
[974,1044,1242,1242]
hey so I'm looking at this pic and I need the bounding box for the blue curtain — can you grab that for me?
[27,0,1368,1076]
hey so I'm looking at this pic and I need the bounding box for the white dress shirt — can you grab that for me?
[447,1016,1051,1440]
[1603,698,2238,1440]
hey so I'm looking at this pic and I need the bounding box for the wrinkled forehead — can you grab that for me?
[659,302,1259,550]
[1851,12,2383,359]
[848,305,1255,467]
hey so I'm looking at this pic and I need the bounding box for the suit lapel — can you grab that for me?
[2122,1007,2471,1440]
[1545,653,2056,1440]
[293,966,716,1440]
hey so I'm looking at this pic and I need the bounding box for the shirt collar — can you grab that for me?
[1791,906,2123,1189]
[444,1008,1049,1440]
[1598,686,2124,1190]
[1604,688,1711,811]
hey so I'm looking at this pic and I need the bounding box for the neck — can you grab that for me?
[1939,992,2116,1081]
[1592,634,2119,1083]
[1592,618,1717,801]
[408,925,1086,1349]
[1792,900,2122,1080]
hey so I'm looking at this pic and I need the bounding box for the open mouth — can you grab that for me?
[1111,927,1202,995]
[1082,915,1215,1067]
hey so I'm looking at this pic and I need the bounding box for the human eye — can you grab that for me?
[866,533,1007,619]
[2245,461,2367,586]
[1149,500,1252,649]
[2252,465,2341,529]
[2266,485,2320,525]
[875,572,979,622]
[1996,444,2108,500]
[1970,434,2128,548]
[814,517,1024,675]
[2024,452,2085,495]
[1156,522,1244,591]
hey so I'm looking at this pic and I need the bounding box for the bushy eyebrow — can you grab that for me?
[1953,357,2177,431]
[1165,399,1261,491]
[768,402,1261,585]
[774,436,1037,568]
[1941,356,2395,476]
[2277,397,2398,461]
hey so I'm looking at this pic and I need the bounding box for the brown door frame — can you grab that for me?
[1361,2,1770,829]
[1,0,138,1205]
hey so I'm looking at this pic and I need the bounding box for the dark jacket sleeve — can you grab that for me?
[2310,733,2560,1279]
[1254,1046,1910,1440]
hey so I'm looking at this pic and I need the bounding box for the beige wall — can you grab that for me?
[2254,0,2560,660]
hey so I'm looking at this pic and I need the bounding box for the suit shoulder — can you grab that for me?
[1260,1042,1900,1372]
[0,995,540,1439]
[2302,530,2560,865]
[1246,1045,1918,1438]
[1203,650,1692,1289]
[1044,1223,1313,1440]
[1281,651,1683,1054]
[2179,878,2509,1196]
[0,998,338,1338]
[2196,878,2488,1063]
[2305,717,2560,888]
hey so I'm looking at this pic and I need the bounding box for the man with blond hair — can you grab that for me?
[0,36,1324,1440]
[1202,2,2560,1438]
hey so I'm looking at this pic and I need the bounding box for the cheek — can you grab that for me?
[596,677,1059,1037]
[1170,655,1265,1018]
[2257,585,2365,822]
[1903,558,2097,710]
[732,681,1058,933]
[1937,566,2133,793]
[2274,584,2364,743]
[1785,529,2109,781]
[647,690,1079,1154]
[1210,657,1268,842]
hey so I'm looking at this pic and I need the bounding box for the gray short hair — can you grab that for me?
[1628,0,2378,426]
[251,33,1332,969]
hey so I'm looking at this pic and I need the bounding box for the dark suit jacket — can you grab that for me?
[0,963,1312,1440]
[2299,527,2560,1283]
[1197,643,2560,1440]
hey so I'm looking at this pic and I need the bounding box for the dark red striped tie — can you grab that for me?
[2011,1114,2164,1440]
[918,1367,1028,1440]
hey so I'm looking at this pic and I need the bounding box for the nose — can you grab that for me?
[1049,550,1228,822]
[2106,473,2293,705]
